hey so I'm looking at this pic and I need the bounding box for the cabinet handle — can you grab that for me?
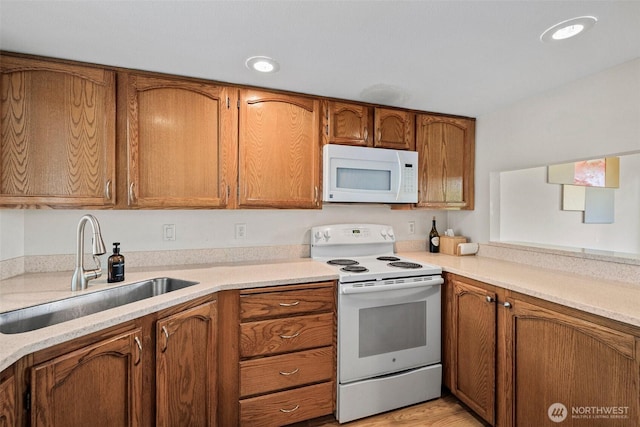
[105,180,112,200]
[503,301,512,308]
[314,186,318,203]
[377,128,381,142]
[280,331,300,339]
[279,368,299,376]
[325,124,329,136]
[129,182,137,204]
[134,336,143,365]
[279,405,299,414]
[485,296,495,303]
[161,326,169,352]
[279,301,300,307]
[364,127,368,142]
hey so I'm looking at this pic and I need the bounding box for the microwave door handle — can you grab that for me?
[395,153,402,200]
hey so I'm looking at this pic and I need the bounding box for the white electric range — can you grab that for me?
[311,224,443,423]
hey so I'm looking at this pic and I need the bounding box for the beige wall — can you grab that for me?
[449,57,640,248]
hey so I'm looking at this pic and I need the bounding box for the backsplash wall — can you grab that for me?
[0,205,445,275]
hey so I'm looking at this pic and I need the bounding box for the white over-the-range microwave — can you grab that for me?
[322,144,418,204]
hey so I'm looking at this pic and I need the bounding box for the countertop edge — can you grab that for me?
[0,261,339,372]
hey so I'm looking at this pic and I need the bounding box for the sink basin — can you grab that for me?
[0,277,199,334]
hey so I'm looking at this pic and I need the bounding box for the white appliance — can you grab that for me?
[311,224,443,423]
[322,144,418,204]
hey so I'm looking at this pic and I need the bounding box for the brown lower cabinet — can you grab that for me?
[31,328,144,426]
[0,368,16,427]
[5,294,216,427]
[219,281,337,427]
[3,282,334,427]
[155,300,217,427]
[443,273,640,427]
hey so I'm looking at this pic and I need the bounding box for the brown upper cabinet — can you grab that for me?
[1,54,476,210]
[322,100,373,147]
[238,89,321,209]
[416,114,475,210]
[374,107,415,150]
[322,102,415,150]
[0,54,116,207]
[118,73,237,208]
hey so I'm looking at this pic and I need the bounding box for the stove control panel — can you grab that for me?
[311,224,395,246]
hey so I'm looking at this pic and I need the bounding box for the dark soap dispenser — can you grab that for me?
[108,242,125,283]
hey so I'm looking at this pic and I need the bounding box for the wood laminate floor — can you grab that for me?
[295,394,488,426]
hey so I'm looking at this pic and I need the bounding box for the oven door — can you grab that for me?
[338,281,441,384]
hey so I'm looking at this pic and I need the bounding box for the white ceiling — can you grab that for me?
[1,0,639,117]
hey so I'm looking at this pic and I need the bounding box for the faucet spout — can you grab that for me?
[71,214,107,291]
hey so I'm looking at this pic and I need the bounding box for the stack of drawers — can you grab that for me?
[238,282,336,426]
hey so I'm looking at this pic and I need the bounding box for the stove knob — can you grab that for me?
[323,230,331,241]
[380,229,388,239]
[314,230,323,242]
[386,228,395,240]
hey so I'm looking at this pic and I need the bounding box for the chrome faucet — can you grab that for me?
[71,214,107,291]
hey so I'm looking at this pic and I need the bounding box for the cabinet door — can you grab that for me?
[374,108,415,150]
[122,73,237,208]
[1,55,116,207]
[239,89,320,208]
[31,329,143,427]
[322,100,372,146]
[416,114,475,209]
[504,298,640,427]
[156,301,217,427]
[0,374,16,427]
[449,277,496,425]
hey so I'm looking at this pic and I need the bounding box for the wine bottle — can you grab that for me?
[429,216,440,253]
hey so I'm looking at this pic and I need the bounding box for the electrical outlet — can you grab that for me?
[408,221,415,235]
[235,223,246,239]
[163,224,176,241]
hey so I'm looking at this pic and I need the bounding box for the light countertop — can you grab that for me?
[0,259,338,372]
[401,251,640,329]
[1,253,639,373]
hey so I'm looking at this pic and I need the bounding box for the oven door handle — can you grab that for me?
[340,277,444,294]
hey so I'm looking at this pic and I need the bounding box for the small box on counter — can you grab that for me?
[440,236,468,255]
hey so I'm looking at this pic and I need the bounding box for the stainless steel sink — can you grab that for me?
[0,277,199,334]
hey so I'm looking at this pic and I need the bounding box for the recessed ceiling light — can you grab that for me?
[540,16,597,42]
[245,56,280,73]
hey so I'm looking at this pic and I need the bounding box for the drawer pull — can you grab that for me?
[279,405,299,414]
[279,368,300,376]
[279,301,300,307]
[280,331,300,339]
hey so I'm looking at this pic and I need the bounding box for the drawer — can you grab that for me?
[240,381,334,427]
[240,346,333,397]
[240,313,333,358]
[240,286,334,320]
